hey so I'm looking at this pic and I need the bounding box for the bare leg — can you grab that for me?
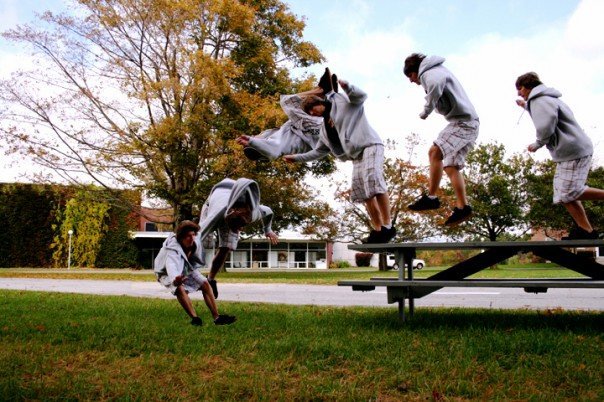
[428,144,443,196]
[578,187,604,201]
[375,192,392,226]
[364,197,382,230]
[175,286,198,319]
[201,281,220,320]
[563,200,593,232]
[209,247,230,280]
[444,166,468,208]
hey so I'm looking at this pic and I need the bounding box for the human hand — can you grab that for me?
[236,135,250,146]
[266,231,279,245]
[527,144,536,152]
[419,111,428,120]
[173,275,185,286]
[283,155,296,163]
[516,99,526,108]
[338,79,349,91]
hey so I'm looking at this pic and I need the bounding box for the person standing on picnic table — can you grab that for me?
[283,72,396,244]
[198,178,279,298]
[403,53,480,226]
[154,220,236,326]
[515,72,604,239]
[236,69,338,161]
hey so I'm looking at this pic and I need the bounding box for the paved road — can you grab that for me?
[1,278,603,311]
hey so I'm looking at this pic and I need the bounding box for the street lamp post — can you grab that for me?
[67,229,73,270]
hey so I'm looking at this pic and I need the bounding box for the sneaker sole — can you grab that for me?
[243,147,269,162]
[408,205,440,211]
[444,213,473,227]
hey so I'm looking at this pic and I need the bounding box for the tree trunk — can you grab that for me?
[378,254,388,271]
[175,203,194,224]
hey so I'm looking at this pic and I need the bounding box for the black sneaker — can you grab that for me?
[332,73,339,93]
[214,315,237,325]
[243,147,269,162]
[444,205,473,226]
[208,278,218,299]
[318,67,333,94]
[362,229,380,244]
[408,193,441,211]
[191,317,203,326]
[562,227,600,240]
[379,226,397,243]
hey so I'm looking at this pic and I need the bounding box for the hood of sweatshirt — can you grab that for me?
[527,84,562,106]
[418,55,445,77]
[225,178,263,221]
[208,178,264,221]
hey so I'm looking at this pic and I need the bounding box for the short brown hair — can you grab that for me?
[403,53,426,76]
[302,95,326,114]
[175,220,199,242]
[225,206,252,232]
[515,72,542,90]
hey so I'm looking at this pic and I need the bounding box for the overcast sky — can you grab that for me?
[1,0,603,185]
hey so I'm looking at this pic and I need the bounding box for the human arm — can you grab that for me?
[165,252,184,285]
[419,72,446,119]
[236,135,251,146]
[283,139,331,162]
[265,231,279,245]
[197,197,227,245]
[339,80,368,105]
[527,97,558,152]
[258,205,275,235]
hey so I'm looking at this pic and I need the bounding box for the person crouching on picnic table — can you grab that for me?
[403,53,480,226]
[198,178,279,298]
[283,75,395,244]
[154,220,236,326]
[515,72,604,240]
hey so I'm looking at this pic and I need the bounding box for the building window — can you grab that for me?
[145,222,157,232]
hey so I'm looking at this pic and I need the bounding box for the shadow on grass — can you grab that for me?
[335,306,604,333]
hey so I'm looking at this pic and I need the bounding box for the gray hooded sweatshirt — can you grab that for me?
[198,178,274,244]
[247,94,324,160]
[526,84,593,162]
[153,234,203,283]
[418,56,478,122]
[290,84,383,162]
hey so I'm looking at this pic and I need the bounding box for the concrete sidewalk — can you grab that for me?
[1,278,603,311]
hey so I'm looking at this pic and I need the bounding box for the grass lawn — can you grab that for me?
[0,263,589,284]
[1,290,602,400]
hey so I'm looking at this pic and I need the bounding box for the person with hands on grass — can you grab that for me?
[154,220,236,326]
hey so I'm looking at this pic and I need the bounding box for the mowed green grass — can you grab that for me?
[1,290,602,400]
[0,263,589,285]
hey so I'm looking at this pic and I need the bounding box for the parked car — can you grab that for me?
[386,254,425,270]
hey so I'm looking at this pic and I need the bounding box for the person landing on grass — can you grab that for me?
[283,71,395,244]
[403,53,479,226]
[154,220,236,326]
[198,178,279,298]
[515,72,604,239]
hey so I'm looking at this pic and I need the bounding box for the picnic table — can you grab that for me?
[338,240,604,321]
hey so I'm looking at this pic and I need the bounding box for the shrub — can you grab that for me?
[355,252,373,267]
[329,260,351,269]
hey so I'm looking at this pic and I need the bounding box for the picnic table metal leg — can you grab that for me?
[398,297,406,322]
[406,252,415,317]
